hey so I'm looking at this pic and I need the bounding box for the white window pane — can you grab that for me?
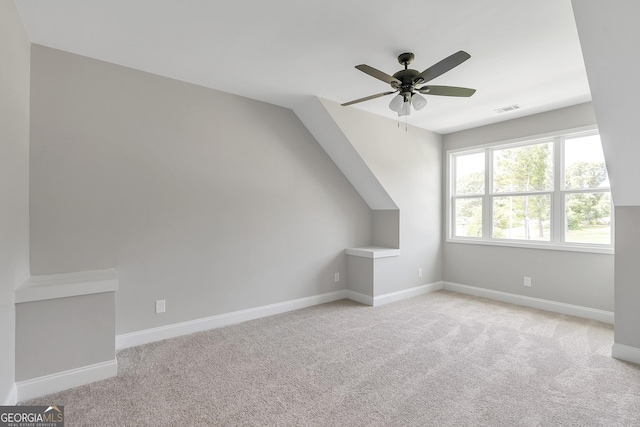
[564,134,609,189]
[455,198,482,237]
[492,195,551,241]
[493,143,553,193]
[565,192,611,244]
[455,152,485,195]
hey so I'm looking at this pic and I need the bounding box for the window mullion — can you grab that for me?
[484,148,492,239]
[553,137,563,243]
[449,154,455,238]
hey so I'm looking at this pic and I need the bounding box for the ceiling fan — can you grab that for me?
[342,51,476,116]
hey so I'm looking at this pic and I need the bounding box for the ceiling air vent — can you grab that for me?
[495,104,521,113]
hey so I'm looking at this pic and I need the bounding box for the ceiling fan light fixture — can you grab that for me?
[411,93,427,110]
[399,99,411,116]
[389,94,403,112]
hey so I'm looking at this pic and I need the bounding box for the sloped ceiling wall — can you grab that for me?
[299,98,443,295]
[572,1,640,207]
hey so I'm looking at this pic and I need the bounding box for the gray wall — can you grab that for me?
[572,1,640,348]
[443,103,614,311]
[29,45,372,335]
[613,207,640,347]
[15,292,115,382]
[372,210,399,249]
[0,0,31,403]
[346,256,374,296]
[321,99,443,295]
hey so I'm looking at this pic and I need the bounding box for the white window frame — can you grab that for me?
[446,125,614,254]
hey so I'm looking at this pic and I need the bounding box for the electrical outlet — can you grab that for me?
[155,300,166,314]
[524,277,532,287]
[334,273,340,282]
[418,268,423,278]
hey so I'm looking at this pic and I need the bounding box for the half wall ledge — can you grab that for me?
[345,247,400,258]
[345,247,400,302]
[15,268,118,303]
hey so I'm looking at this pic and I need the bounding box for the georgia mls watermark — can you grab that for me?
[0,406,64,427]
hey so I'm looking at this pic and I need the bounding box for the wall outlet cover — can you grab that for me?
[155,300,166,313]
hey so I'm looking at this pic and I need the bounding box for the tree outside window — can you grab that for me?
[492,143,552,240]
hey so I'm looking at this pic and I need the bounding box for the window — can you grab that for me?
[448,128,613,253]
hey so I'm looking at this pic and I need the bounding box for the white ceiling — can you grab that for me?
[15,0,592,134]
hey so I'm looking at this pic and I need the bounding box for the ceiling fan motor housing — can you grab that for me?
[392,68,421,98]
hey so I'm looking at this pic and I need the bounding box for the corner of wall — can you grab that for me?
[0,0,31,407]
[612,343,640,366]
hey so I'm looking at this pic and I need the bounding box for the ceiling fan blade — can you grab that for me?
[355,64,401,85]
[416,51,471,84]
[341,91,397,106]
[418,85,476,97]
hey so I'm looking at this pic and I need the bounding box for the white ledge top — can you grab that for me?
[345,247,401,258]
[15,269,118,303]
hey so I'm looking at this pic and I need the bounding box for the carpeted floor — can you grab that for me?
[23,291,640,426]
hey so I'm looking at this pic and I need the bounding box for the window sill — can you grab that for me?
[446,238,614,255]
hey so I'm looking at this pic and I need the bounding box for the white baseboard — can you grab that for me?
[443,282,614,324]
[346,290,374,306]
[373,281,444,307]
[16,359,118,402]
[116,284,451,351]
[2,383,17,405]
[612,343,640,365]
[117,290,349,350]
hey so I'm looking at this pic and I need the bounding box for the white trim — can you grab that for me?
[443,281,614,324]
[345,247,400,258]
[117,290,349,350]
[2,383,17,405]
[16,359,118,402]
[373,281,444,307]
[446,238,615,255]
[346,290,374,306]
[15,269,118,303]
[612,343,640,366]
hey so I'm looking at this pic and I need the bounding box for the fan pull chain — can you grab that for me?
[396,115,408,131]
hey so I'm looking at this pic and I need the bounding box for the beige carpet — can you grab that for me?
[23,291,640,426]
